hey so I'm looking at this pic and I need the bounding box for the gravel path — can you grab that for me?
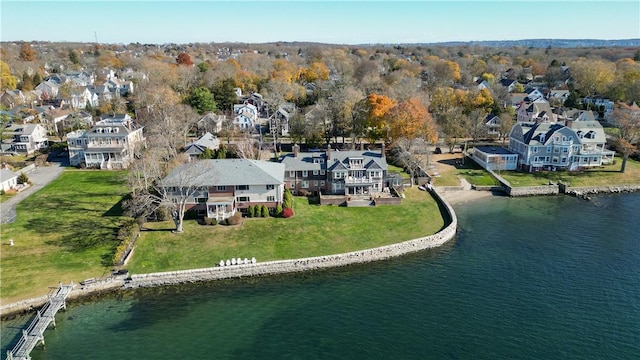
[0,164,66,224]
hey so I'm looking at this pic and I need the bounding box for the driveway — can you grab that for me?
[0,163,66,224]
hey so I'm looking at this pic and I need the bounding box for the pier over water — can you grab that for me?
[6,283,74,360]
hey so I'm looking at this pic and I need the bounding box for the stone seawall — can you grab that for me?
[563,184,640,198]
[508,185,560,197]
[125,189,457,289]
[1,190,457,317]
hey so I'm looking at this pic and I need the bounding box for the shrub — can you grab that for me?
[298,189,311,197]
[248,205,256,218]
[228,212,243,225]
[281,207,294,218]
[112,218,140,266]
[17,172,29,185]
[211,218,217,226]
[261,205,269,217]
[275,203,283,216]
[283,188,293,209]
[203,217,213,225]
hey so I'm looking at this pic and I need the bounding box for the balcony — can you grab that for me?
[344,176,373,185]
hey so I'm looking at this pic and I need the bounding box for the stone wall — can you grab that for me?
[124,189,457,289]
[2,190,457,317]
[562,184,640,198]
[373,197,402,205]
[508,185,560,197]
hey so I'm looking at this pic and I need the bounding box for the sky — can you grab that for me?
[1,1,639,45]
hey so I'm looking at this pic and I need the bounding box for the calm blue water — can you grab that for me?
[2,193,639,359]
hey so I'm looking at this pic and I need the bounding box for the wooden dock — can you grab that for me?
[6,283,74,360]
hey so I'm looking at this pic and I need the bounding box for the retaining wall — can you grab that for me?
[508,185,560,197]
[562,183,640,197]
[124,189,457,289]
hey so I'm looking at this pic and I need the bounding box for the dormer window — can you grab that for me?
[540,134,546,142]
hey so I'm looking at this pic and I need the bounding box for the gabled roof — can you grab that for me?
[570,121,606,144]
[0,168,18,182]
[184,132,220,153]
[522,123,565,145]
[162,159,284,187]
[6,123,43,136]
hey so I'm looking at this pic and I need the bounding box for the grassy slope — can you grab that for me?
[0,170,129,303]
[128,187,445,273]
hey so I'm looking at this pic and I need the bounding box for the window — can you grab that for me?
[235,185,249,190]
[266,184,274,190]
[267,196,275,202]
[217,186,226,191]
[301,181,309,188]
[561,157,567,163]
[313,170,319,176]
[320,170,325,175]
[237,196,249,202]
[302,170,308,177]
[289,171,295,177]
[313,180,318,187]
[196,198,207,203]
[546,146,552,152]
[554,148,560,153]
[562,148,568,153]
[320,181,325,186]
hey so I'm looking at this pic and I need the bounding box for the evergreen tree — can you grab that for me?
[69,49,81,64]
[283,188,293,209]
[565,90,580,109]
[275,203,283,217]
[261,205,269,217]
[186,87,217,115]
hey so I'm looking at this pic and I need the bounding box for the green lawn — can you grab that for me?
[0,191,16,203]
[433,158,498,187]
[0,170,130,303]
[127,187,445,274]
[387,164,411,179]
[500,158,640,187]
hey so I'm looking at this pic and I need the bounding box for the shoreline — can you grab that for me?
[3,185,639,318]
[1,188,457,318]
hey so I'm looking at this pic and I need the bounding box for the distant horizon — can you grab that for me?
[2,1,639,45]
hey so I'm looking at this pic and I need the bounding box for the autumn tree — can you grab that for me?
[19,42,36,61]
[570,58,615,98]
[1,61,18,90]
[329,85,364,146]
[186,87,217,115]
[176,52,194,66]
[20,71,34,91]
[498,112,515,144]
[611,103,640,173]
[386,97,436,148]
[360,93,395,144]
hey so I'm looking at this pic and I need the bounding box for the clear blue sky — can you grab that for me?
[2,1,639,44]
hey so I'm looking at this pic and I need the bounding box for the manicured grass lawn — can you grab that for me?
[387,164,411,179]
[0,170,130,303]
[127,187,445,274]
[0,191,16,203]
[430,156,497,187]
[500,158,640,187]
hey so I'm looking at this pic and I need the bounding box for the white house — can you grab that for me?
[0,168,18,192]
[66,114,144,169]
[471,146,518,171]
[233,103,259,130]
[4,124,48,155]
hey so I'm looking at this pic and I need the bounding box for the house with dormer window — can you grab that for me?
[280,144,389,196]
[3,124,48,155]
[508,119,613,172]
[66,114,144,169]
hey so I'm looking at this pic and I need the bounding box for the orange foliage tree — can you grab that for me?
[386,97,437,145]
[176,52,194,66]
[360,93,396,144]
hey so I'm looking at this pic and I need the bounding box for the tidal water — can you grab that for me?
[2,193,639,360]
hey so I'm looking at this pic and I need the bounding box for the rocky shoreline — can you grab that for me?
[1,189,457,318]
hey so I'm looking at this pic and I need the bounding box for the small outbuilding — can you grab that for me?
[471,146,518,171]
[0,168,18,192]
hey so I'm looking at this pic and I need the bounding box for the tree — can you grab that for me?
[69,49,81,65]
[176,52,194,66]
[611,103,640,173]
[1,61,18,90]
[498,112,515,144]
[186,87,217,115]
[570,58,615,98]
[211,78,238,114]
[361,93,396,144]
[20,71,34,91]
[386,97,435,147]
[19,43,36,61]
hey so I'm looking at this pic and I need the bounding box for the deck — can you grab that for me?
[6,283,74,360]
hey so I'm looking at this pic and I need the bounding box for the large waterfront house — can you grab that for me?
[162,159,285,221]
[66,114,144,169]
[508,119,614,172]
[3,123,48,155]
[279,144,390,196]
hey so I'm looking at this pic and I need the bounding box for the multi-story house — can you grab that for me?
[233,103,259,130]
[66,114,144,169]
[508,119,614,172]
[0,90,26,109]
[280,144,389,196]
[162,159,285,221]
[516,100,555,123]
[3,123,48,155]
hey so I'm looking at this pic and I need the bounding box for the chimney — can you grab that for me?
[326,144,332,161]
[564,119,573,128]
[293,143,299,158]
[381,142,386,158]
[360,142,364,151]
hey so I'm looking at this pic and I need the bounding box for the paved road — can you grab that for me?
[0,163,66,225]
